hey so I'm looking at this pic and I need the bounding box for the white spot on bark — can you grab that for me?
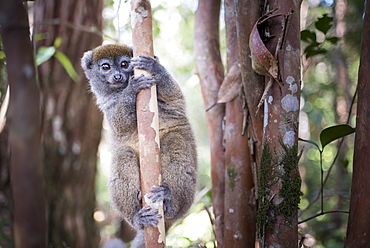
[268,95,273,104]
[233,233,241,239]
[149,86,160,147]
[264,96,273,128]
[229,208,234,213]
[281,94,299,112]
[72,140,81,154]
[131,7,148,27]
[52,115,67,154]
[53,116,63,141]
[23,64,34,79]
[264,99,268,129]
[286,76,295,85]
[144,193,163,210]
[137,7,148,17]
[286,76,298,94]
[286,44,292,51]
[283,131,295,147]
[289,83,298,94]
[131,11,139,27]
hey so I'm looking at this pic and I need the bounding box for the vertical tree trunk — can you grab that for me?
[131,1,165,247]
[257,1,302,247]
[0,127,12,247]
[345,1,370,246]
[235,0,265,172]
[223,0,256,246]
[194,0,226,246]
[33,0,103,247]
[0,0,47,247]
[0,43,13,248]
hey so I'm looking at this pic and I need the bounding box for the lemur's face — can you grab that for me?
[96,56,133,89]
[81,44,134,92]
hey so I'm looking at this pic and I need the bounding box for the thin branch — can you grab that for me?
[298,210,349,224]
[203,205,217,248]
[33,18,117,42]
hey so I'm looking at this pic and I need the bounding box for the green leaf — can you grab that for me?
[315,14,333,35]
[54,51,79,82]
[304,43,327,58]
[53,36,62,48]
[326,36,340,44]
[320,124,355,149]
[0,51,5,60]
[303,42,319,52]
[35,33,47,42]
[36,46,56,66]
[307,49,327,58]
[301,30,317,43]
[299,138,321,151]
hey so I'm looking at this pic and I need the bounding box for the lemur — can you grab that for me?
[81,44,197,248]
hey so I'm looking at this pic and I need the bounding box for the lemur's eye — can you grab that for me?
[102,63,110,70]
[121,61,129,68]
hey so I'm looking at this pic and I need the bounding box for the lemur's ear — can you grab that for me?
[81,50,94,71]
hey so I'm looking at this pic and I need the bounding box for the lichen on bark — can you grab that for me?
[257,143,277,239]
[257,139,302,241]
[277,140,302,217]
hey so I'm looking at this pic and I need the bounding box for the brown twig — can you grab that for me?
[298,210,349,224]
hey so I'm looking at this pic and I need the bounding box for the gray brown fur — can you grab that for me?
[81,44,197,247]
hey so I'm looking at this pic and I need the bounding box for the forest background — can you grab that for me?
[0,0,365,247]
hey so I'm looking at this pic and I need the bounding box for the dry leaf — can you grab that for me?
[217,62,242,104]
[205,62,242,112]
[249,12,280,81]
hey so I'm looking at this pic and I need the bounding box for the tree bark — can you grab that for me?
[257,1,302,247]
[223,0,256,246]
[131,0,165,247]
[0,0,47,247]
[194,0,226,246]
[33,0,103,247]
[345,1,370,246]
[0,44,13,248]
[235,0,264,175]
[0,127,12,247]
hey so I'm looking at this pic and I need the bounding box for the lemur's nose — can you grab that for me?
[113,74,123,82]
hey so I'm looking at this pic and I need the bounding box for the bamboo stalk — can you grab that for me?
[131,1,165,247]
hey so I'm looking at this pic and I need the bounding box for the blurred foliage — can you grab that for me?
[36,37,79,82]
[298,0,363,247]
[301,14,339,58]
[344,0,364,54]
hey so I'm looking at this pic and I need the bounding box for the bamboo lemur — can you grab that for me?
[81,44,197,247]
